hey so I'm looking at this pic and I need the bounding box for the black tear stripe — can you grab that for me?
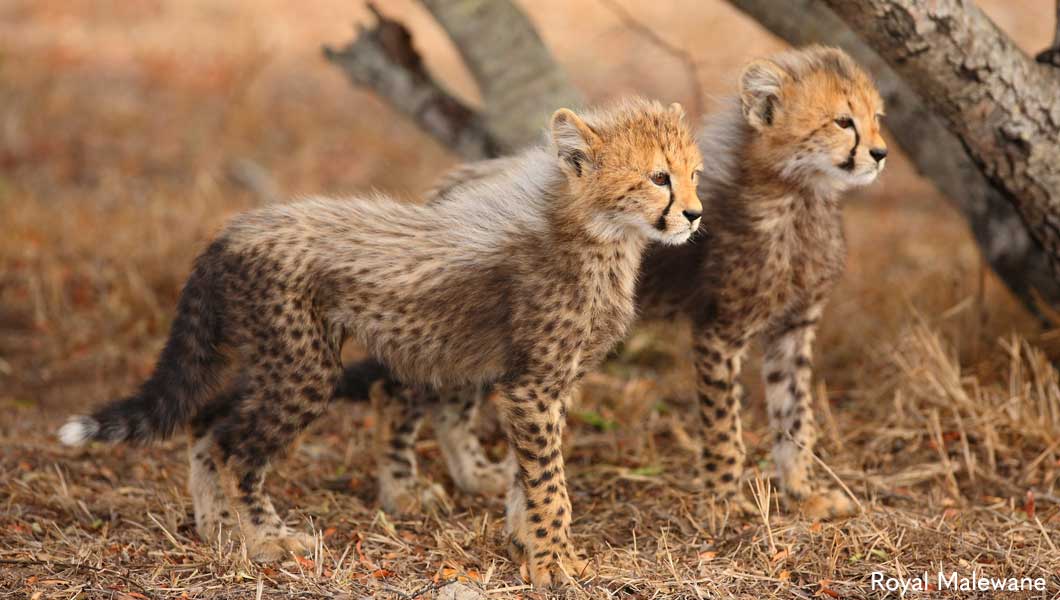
[652,188,669,233]
[839,121,859,172]
[655,154,676,231]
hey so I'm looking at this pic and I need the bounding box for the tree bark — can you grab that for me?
[417,0,582,152]
[820,0,1060,296]
[727,0,1060,317]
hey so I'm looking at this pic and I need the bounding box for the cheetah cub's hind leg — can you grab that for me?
[763,305,857,520]
[188,433,237,543]
[186,394,245,546]
[371,381,451,517]
[206,328,340,562]
[187,390,247,545]
[434,386,515,497]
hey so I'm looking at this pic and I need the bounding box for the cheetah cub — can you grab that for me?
[341,46,887,521]
[635,45,887,517]
[59,97,704,587]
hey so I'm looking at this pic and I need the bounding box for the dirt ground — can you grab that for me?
[2,1,1059,598]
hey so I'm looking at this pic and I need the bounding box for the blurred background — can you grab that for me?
[2,1,1058,597]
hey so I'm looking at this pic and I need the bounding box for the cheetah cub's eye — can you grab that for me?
[834,116,855,129]
[649,172,670,186]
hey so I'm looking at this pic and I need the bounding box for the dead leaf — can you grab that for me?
[355,539,373,567]
[816,580,840,598]
[294,555,315,570]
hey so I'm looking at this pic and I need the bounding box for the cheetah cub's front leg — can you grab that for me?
[371,382,450,516]
[763,304,856,519]
[691,329,757,516]
[496,374,592,589]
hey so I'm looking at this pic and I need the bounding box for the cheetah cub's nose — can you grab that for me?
[869,147,888,163]
[682,209,702,224]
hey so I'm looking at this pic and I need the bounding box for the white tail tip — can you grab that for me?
[58,416,98,446]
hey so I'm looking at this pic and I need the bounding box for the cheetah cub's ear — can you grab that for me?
[668,101,686,121]
[739,59,789,131]
[550,108,602,178]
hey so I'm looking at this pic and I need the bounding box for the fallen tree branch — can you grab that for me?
[322,2,498,160]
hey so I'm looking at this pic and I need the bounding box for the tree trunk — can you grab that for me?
[727,0,1060,318]
[821,0,1060,298]
[417,0,582,152]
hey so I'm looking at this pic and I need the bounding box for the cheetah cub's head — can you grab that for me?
[549,98,704,245]
[740,46,887,193]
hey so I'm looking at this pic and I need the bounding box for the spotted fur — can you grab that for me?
[59,98,703,585]
[342,46,887,523]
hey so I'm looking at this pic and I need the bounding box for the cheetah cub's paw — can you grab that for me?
[700,493,758,522]
[379,478,452,517]
[522,545,595,589]
[462,452,516,497]
[248,530,316,562]
[192,505,238,544]
[791,487,858,520]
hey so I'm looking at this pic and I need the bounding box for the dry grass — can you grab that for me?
[2,1,1060,598]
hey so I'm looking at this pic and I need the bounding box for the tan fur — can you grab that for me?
[62,97,703,586]
[357,46,884,524]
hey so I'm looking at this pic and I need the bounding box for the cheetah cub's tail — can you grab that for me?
[59,241,232,446]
